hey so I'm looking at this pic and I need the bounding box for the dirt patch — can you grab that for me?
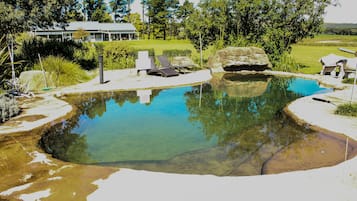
[13,115,47,122]
[17,96,45,109]
[262,133,357,174]
[0,129,118,201]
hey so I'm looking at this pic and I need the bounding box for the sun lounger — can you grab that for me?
[337,58,357,79]
[320,54,347,77]
[157,55,191,74]
[147,57,179,77]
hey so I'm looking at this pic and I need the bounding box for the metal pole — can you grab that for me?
[99,55,104,84]
[350,64,357,104]
[199,83,203,108]
[199,32,203,68]
[10,39,15,82]
[345,137,349,161]
[38,54,48,88]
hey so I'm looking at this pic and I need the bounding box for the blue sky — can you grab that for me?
[128,0,357,24]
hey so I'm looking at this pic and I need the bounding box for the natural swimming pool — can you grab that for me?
[40,73,357,176]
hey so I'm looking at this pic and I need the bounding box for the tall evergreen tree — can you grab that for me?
[176,0,194,22]
[147,0,179,40]
[84,0,110,22]
[141,0,148,22]
[110,0,129,22]
[67,0,85,21]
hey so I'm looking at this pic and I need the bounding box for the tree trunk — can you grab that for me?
[163,24,166,40]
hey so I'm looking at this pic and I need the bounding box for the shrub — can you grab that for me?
[73,42,98,70]
[103,42,136,69]
[342,78,357,84]
[335,103,357,117]
[18,37,97,71]
[34,56,92,87]
[18,38,81,66]
[162,49,192,57]
[0,94,20,123]
[273,52,300,72]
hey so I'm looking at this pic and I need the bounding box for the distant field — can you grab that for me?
[291,34,357,74]
[299,34,357,46]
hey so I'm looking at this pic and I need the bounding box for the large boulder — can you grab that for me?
[171,56,198,68]
[208,47,272,71]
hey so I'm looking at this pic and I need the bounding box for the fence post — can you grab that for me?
[99,55,104,84]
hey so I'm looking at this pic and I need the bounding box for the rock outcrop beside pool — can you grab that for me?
[208,47,272,71]
[171,56,198,68]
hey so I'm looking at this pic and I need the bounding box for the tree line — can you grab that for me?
[1,0,335,64]
[323,23,357,35]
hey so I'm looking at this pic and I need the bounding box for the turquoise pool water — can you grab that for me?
[41,74,356,176]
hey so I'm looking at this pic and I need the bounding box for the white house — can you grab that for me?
[33,21,138,42]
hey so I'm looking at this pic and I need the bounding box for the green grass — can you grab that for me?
[290,34,357,74]
[335,103,357,117]
[101,39,216,67]
[299,34,357,46]
[126,40,196,55]
[291,45,356,74]
[343,78,357,84]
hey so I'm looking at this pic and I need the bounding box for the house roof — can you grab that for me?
[35,21,136,32]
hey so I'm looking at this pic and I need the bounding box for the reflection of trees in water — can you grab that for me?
[40,90,162,163]
[39,118,92,163]
[185,77,308,158]
[65,90,162,119]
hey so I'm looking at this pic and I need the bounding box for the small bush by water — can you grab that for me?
[34,56,92,87]
[0,94,20,123]
[273,53,300,72]
[342,78,357,84]
[335,103,357,117]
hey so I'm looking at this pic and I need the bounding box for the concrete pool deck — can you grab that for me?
[1,69,357,200]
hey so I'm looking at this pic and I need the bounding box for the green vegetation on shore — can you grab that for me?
[33,56,93,88]
[335,103,357,117]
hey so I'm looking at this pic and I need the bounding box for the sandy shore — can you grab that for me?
[1,69,357,201]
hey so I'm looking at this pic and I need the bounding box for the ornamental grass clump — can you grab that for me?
[0,94,20,123]
[34,56,92,87]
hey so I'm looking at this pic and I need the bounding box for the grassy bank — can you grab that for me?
[291,34,357,74]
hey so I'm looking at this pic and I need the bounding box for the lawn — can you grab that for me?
[101,39,216,67]
[291,34,357,74]
[291,45,356,74]
[126,39,196,55]
[126,39,218,64]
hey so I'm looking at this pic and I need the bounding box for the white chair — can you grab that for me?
[135,51,151,75]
